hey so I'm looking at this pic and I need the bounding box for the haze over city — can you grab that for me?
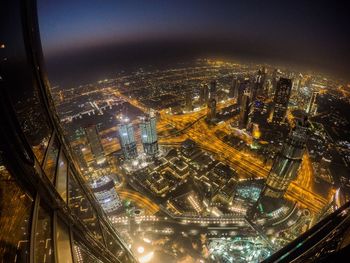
[38,0,350,87]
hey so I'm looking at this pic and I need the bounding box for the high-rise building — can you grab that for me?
[256,118,309,212]
[271,68,278,93]
[271,78,292,124]
[118,119,138,159]
[306,91,318,115]
[239,90,251,129]
[209,80,217,100]
[207,98,217,122]
[252,68,266,100]
[90,176,123,215]
[237,78,250,106]
[229,76,239,99]
[184,91,193,112]
[140,114,159,156]
[72,144,88,170]
[200,84,209,105]
[84,125,106,165]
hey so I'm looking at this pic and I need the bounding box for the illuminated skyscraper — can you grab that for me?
[140,113,159,156]
[118,119,138,159]
[239,90,251,129]
[256,118,309,212]
[84,125,106,165]
[90,176,123,215]
[271,78,292,124]
[306,91,318,115]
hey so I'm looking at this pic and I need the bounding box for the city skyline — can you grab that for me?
[38,1,350,88]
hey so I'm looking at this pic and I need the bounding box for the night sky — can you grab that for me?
[38,0,349,87]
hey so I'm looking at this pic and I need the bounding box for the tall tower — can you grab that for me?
[237,78,250,106]
[184,91,193,112]
[207,98,217,122]
[209,80,217,100]
[140,113,159,156]
[252,68,266,100]
[306,91,318,115]
[84,125,106,165]
[271,69,278,94]
[118,118,138,159]
[200,85,209,106]
[229,76,239,99]
[256,119,309,213]
[239,90,251,129]
[271,78,292,124]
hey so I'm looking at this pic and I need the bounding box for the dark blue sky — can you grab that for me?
[37,0,349,86]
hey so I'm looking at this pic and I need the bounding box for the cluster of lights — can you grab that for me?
[135,215,158,224]
[182,217,245,225]
[110,216,129,225]
[187,195,202,213]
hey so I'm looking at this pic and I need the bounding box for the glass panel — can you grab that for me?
[102,226,123,257]
[43,136,60,182]
[2,5,52,164]
[73,240,102,263]
[34,205,53,263]
[56,150,68,202]
[0,163,33,262]
[68,171,103,242]
[56,219,73,263]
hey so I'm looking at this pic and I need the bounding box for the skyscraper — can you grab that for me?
[239,90,251,129]
[90,176,123,215]
[271,78,292,124]
[118,119,138,159]
[256,118,309,212]
[306,91,318,115]
[237,78,250,106]
[271,69,278,94]
[229,76,239,99]
[140,113,159,156]
[252,68,266,100]
[209,80,217,100]
[84,125,106,165]
[184,91,193,112]
[207,98,217,122]
[200,84,209,106]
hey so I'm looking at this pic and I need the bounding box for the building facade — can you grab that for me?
[271,78,292,124]
[118,121,138,159]
[140,115,159,156]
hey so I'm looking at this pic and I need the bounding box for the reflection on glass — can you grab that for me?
[43,136,60,182]
[102,226,123,258]
[11,81,52,164]
[73,241,102,263]
[34,205,53,263]
[56,150,68,202]
[0,163,33,262]
[56,219,73,263]
[68,171,103,242]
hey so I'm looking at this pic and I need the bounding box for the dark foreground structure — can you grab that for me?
[0,1,136,262]
[0,0,350,262]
